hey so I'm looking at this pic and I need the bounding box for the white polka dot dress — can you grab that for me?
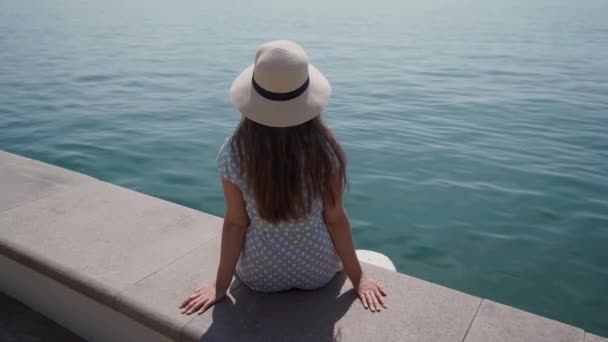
[217,137,343,292]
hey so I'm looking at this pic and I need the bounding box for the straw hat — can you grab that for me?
[230,40,331,127]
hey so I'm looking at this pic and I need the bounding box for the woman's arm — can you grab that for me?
[180,178,249,315]
[215,178,250,293]
[324,175,387,312]
[324,207,363,287]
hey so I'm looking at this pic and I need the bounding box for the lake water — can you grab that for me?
[1,0,607,335]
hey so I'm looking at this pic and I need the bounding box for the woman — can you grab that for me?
[179,40,387,316]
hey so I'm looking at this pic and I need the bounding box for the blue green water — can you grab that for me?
[1,0,607,335]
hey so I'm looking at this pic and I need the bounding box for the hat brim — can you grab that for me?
[230,64,331,127]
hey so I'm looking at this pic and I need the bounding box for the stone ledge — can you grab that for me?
[586,333,608,342]
[0,150,605,341]
[464,299,584,342]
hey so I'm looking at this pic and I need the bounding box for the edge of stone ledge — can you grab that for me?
[0,195,219,342]
[0,150,96,186]
[0,150,221,341]
[0,237,121,307]
[0,199,225,342]
[0,149,169,308]
[586,332,608,342]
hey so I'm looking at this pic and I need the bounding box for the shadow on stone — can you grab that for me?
[200,272,355,342]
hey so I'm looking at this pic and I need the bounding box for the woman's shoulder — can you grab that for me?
[217,135,237,159]
[217,135,242,183]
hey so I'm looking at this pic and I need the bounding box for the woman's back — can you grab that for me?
[217,136,342,292]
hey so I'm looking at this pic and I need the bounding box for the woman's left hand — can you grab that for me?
[356,275,387,312]
[179,281,227,315]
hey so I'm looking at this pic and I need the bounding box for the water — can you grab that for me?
[1,0,607,335]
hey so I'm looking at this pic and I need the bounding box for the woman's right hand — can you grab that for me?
[356,275,387,312]
[179,281,227,315]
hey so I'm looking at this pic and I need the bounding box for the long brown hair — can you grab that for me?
[232,116,347,223]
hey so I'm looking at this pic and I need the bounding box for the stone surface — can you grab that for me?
[587,333,608,342]
[183,263,482,342]
[0,150,94,214]
[0,150,93,186]
[0,165,63,212]
[115,238,241,341]
[182,272,354,342]
[0,292,84,342]
[464,300,585,342]
[0,179,222,305]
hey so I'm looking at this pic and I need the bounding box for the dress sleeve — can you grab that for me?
[216,137,240,184]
